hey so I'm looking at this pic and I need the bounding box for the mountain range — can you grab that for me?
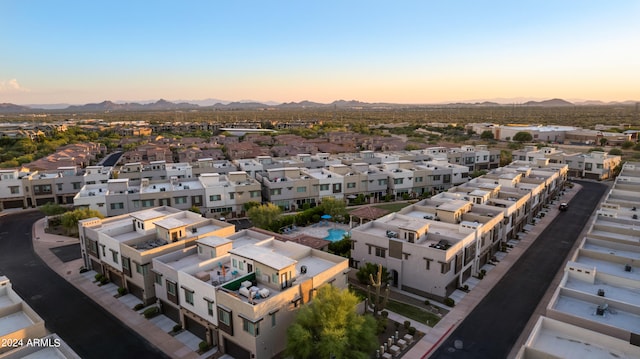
[0,98,637,114]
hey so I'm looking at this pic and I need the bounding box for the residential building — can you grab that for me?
[78,207,235,304]
[518,162,640,357]
[0,169,29,210]
[0,276,79,358]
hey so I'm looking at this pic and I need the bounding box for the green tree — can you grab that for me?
[319,197,347,223]
[328,235,351,257]
[599,137,608,147]
[621,141,634,150]
[356,262,390,286]
[247,203,282,229]
[500,149,513,166]
[480,130,494,140]
[608,148,623,155]
[39,202,68,216]
[188,205,201,214]
[286,285,377,359]
[513,131,533,142]
[61,208,104,236]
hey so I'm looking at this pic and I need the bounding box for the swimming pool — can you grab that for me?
[325,228,348,242]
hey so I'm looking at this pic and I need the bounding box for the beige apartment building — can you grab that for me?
[78,207,234,305]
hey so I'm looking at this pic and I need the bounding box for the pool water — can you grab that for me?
[325,228,348,242]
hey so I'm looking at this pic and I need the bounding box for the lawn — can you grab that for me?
[372,202,413,213]
[349,286,440,327]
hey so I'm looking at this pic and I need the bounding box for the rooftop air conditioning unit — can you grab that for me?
[300,265,307,274]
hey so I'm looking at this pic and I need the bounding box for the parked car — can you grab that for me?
[559,203,569,211]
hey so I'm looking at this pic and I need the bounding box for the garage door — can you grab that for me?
[108,269,123,287]
[127,280,144,301]
[162,301,180,323]
[184,315,207,340]
[224,338,250,359]
[3,199,24,209]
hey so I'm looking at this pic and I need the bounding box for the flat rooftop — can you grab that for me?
[575,254,640,281]
[551,292,640,334]
[0,311,33,336]
[519,317,640,359]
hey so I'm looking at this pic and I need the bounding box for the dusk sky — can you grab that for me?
[1,1,639,105]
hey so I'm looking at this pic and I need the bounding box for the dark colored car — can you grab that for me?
[559,203,569,211]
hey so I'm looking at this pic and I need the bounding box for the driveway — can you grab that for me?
[429,181,607,359]
[0,211,168,359]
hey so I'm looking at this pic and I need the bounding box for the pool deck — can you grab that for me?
[288,222,350,240]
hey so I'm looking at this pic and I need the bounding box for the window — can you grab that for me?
[242,318,260,336]
[229,192,235,199]
[239,261,244,270]
[393,178,404,185]
[159,198,170,206]
[183,288,194,305]
[167,281,177,295]
[122,256,131,276]
[232,258,237,268]
[206,300,214,316]
[175,196,187,204]
[271,312,277,327]
[72,182,81,190]
[440,261,451,274]
[110,249,119,264]
[250,190,261,198]
[100,244,106,257]
[9,186,19,194]
[596,164,603,169]
[414,177,423,183]
[375,247,386,258]
[297,186,306,192]
[218,308,231,325]
[110,202,124,210]
[132,200,140,208]
[210,194,221,201]
[432,175,441,181]
[443,174,451,183]
[319,184,329,191]
[270,188,282,196]
[154,272,162,285]
[347,182,356,189]
[135,263,148,276]
[272,273,279,284]
[57,184,63,191]
[425,258,432,270]
[141,199,154,208]
[378,179,388,186]
[585,163,593,171]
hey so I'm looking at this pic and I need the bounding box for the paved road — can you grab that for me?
[430,181,607,359]
[0,211,168,359]
[100,151,123,166]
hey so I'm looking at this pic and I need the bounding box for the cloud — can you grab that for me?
[0,79,30,93]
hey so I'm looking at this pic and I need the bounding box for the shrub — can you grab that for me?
[381,310,389,318]
[79,267,89,273]
[408,326,417,335]
[173,324,182,332]
[117,287,127,296]
[133,303,144,311]
[444,298,455,307]
[424,300,430,305]
[198,341,209,352]
[376,317,388,334]
[143,307,159,318]
[100,277,109,285]
[463,284,469,291]
[94,273,104,281]
[404,320,411,330]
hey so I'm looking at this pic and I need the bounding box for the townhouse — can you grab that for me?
[78,207,234,305]
[517,162,640,358]
[351,158,567,301]
[0,169,29,210]
[0,276,79,358]
[151,227,349,359]
[513,146,622,180]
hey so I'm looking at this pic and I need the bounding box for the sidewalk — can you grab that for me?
[31,218,212,359]
[400,183,582,359]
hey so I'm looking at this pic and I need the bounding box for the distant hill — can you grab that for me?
[523,98,574,107]
[0,103,34,112]
[0,97,637,114]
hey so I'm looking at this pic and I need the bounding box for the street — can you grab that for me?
[430,181,607,359]
[0,211,168,359]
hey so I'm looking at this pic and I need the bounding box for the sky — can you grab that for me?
[1,1,639,105]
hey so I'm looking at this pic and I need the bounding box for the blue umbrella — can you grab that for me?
[321,214,332,219]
